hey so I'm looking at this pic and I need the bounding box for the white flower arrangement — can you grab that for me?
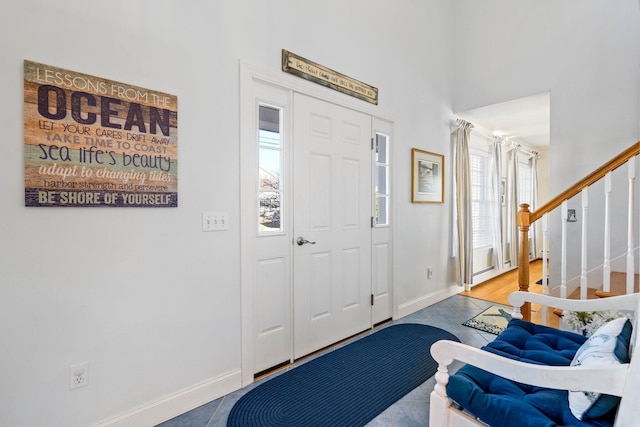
[563,309,631,337]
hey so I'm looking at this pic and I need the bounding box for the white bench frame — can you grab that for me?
[429,292,640,427]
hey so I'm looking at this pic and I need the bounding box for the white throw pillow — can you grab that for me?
[568,317,632,420]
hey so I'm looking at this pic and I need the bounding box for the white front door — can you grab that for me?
[240,66,393,384]
[292,93,373,359]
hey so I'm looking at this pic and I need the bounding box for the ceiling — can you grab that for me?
[456,92,550,150]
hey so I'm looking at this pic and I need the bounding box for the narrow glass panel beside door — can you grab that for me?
[258,105,283,233]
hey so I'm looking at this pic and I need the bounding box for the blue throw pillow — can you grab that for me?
[568,317,632,420]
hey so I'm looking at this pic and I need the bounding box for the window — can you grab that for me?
[518,155,533,242]
[374,133,390,226]
[470,148,492,249]
[518,156,532,206]
[258,105,283,233]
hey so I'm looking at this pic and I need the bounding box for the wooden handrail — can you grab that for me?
[530,141,640,223]
[517,141,640,321]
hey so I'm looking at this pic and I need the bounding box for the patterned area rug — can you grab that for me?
[463,305,512,335]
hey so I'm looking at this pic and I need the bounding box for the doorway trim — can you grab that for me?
[239,60,395,386]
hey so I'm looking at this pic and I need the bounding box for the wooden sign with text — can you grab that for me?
[282,50,378,105]
[24,60,178,207]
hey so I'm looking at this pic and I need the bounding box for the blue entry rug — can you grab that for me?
[227,323,459,427]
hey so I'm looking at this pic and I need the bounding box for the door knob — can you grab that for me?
[296,236,316,246]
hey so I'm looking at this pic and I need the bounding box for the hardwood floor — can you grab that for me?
[459,259,560,328]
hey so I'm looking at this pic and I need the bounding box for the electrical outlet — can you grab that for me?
[69,361,89,390]
[427,267,433,279]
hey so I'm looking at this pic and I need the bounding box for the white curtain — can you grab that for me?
[506,145,520,267]
[529,154,540,259]
[452,119,474,290]
[489,136,504,272]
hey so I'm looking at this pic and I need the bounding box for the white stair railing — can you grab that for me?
[516,142,640,322]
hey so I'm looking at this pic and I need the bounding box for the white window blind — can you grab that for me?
[519,158,532,206]
[470,150,492,249]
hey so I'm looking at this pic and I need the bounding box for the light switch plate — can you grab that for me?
[202,211,229,231]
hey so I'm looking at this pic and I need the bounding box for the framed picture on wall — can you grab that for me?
[411,148,444,203]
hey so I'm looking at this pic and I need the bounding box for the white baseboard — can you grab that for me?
[472,265,516,287]
[396,284,460,319]
[90,368,242,427]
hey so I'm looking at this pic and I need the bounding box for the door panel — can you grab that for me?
[372,242,391,318]
[255,256,289,369]
[342,248,360,308]
[310,153,331,230]
[310,251,332,320]
[342,158,360,227]
[293,93,372,359]
[257,257,287,332]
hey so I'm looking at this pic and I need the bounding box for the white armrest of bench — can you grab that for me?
[431,340,629,397]
[508,291,640,314]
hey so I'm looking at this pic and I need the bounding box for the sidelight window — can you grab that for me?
[258,104,283,233]
[374,133,390,226]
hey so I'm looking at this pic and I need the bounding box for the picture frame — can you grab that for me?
[411,148,444,203]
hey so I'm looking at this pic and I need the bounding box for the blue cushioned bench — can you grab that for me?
[429,292,640,427]
[448,320,612,427]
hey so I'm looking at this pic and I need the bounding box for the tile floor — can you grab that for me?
[157,295,497,427]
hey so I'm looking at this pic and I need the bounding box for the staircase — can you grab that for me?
[516,142,640,322]
[594,272,640,298]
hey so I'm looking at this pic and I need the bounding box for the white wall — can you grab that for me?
[453,0,640,284]
[0,1,456,426]
[2,1,637,425]
[454,0,640,180]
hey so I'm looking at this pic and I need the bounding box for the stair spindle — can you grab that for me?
[560,200,568,299]
[627,159,635,295]
[603,172,611,294]
[580,188,588,300]
[541,213,548,325]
